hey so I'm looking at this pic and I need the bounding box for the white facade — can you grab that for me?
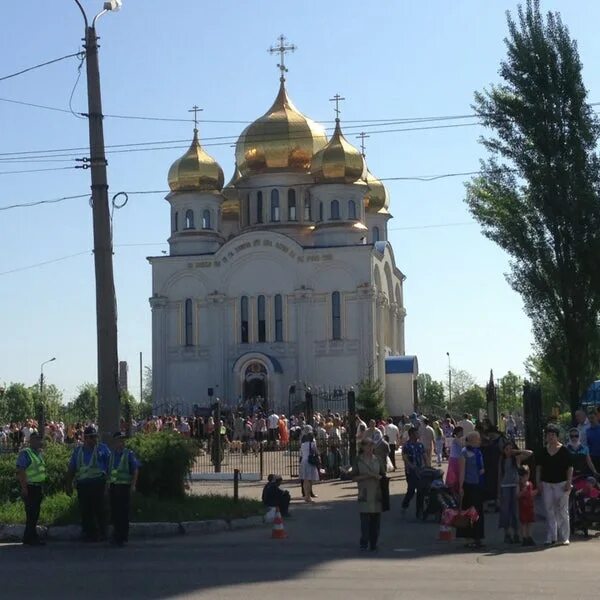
[148,79,408,414]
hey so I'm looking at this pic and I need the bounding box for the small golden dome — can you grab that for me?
[311,119,365,183]
[222,168,241,219]
[235,80,328,176]
[168,129,224,192]
[364,168,390,214]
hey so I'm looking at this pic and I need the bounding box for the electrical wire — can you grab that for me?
[0,166,77,176]
[0,193,89,211]
[68,54,87,120]
[0,52,84,83]
[0,251,91,276]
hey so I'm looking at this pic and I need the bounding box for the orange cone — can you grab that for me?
[438,524,454,541]
[271,508,288,539]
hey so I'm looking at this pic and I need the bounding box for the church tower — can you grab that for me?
[166,110,225,255]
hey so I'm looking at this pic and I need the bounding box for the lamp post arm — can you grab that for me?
[73,0,89,28]
[92,9,109,28]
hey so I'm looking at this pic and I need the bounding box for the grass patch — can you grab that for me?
[0,493,263,525]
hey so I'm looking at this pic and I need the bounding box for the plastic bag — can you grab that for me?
[264,507,277,524]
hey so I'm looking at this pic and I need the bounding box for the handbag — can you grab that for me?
[307,442,319,466]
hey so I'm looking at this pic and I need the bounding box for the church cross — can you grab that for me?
[329,93,345,119]
[188,105,203,130]
[356,131,370,157]
[268,35,297,81]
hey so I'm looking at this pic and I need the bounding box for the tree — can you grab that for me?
[142,366,152,404]
[466,0,600,420]
[525,352,566,414]
[447,368,476,407]
[70,383,98,423]
[417,373,446,416]
[1,383,34,423]
[356,379,386,421]
[452,386,486,418]
[498,371,524,414]
[30,384,64,422]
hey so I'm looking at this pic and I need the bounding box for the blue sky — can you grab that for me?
[1,1,598,402]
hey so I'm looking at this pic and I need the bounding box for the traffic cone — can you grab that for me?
[438,524,454,541]
[271,508,288,539]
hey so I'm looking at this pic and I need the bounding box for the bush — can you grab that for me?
[0,442,71,502]
[127,432,195,499]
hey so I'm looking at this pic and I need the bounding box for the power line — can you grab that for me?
[0,166,77,176]
[0,193,88,212]
[0,52,83,83]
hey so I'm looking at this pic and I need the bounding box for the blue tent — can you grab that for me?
[581,380,600,407]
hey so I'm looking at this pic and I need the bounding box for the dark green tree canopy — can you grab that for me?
[466,0,600,417]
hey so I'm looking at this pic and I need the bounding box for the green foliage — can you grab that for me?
[0,492,263,525]
[465,0,600,419]
[127,432,195,499]
[0,442,71,502]
[452,386,486,417]
[1,383,34,423]
[525,352,567,414]
[69,383,98,423]
[417,374,446,416]
[142,366,153,404]
[30,384,65,423]
[356,379,386,421]
[498,371,524,414]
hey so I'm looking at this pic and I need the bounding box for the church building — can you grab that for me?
[148,38,413,415]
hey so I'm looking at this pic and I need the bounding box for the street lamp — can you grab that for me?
[446,352,452,408]
[39,357,56,435]
[73,0,123,441]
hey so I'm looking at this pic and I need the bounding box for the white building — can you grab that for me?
[148,57,411,414]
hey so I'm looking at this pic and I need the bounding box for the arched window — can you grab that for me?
[330,200,340,220]
[270,189,280,222]
[348,199,357,220]
[332,292,341,340]
[241,296,249,343]
[288,189,297,221]
[245,194,251,226]
[185,299,193,346]
[256,191,263,224]
[185,209,194,229]
[318,202,324,222]
[304,193,312,221]
[373,226,380,242]
[274,294,283,342]
[257,295,266,342]
[174,211,179,232]
[202,209,211,230]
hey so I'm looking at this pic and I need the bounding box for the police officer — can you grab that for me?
[66,425,111,542]
[109,432,139,546]
[15,432,46,545]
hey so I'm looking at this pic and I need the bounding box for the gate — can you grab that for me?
[523,380,544,455]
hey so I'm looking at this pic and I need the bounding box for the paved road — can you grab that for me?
[1,477,598,599]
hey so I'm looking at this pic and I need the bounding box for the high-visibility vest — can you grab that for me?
[76,446,105,481]
[24,448,46,484]
[109,449,132,485]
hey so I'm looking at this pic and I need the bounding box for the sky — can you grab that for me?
[1,0,599,402]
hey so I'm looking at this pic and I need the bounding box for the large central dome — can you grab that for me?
[235,80,328,176]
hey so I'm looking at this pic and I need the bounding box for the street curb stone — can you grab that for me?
[0,515,267,543]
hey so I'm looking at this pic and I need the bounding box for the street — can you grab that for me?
[0,475,597,599]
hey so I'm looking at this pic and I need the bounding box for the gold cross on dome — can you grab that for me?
[188,105,203,130]
[268,35,297,81]
[356,131,370,157]
[329,93,345,120]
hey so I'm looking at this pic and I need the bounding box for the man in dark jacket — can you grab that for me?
[262,474,291,517]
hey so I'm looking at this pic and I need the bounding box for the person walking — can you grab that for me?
[15,432,46,546]
[66,426,111,542]
[420,418,435,465]
[433,421,444,467]
[299,426,320,502]
[108,432,139,546]
[384,418,400,471]
[353,438,386,551]
[401,427,426,518]
[457,431,486,549]
[535,424,573,546]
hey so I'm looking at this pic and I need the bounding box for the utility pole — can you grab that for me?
[139,352,143,403]
[75,1,122,440]
[446,352,452,409]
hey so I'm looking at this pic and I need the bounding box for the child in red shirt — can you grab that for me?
[518,465,537,546]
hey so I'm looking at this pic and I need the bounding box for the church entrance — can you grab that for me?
[243,362,268,413]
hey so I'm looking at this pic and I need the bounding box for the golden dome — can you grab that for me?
[222,168,241,219]
[364,168,390,214]
[168,129,224,192]
[235,80,328,176]
[311,119,365,183]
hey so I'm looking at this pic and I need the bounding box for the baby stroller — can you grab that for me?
[418,467,458,522]
[570,475,600,537]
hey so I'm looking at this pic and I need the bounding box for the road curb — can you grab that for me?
[0,515,267,543]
